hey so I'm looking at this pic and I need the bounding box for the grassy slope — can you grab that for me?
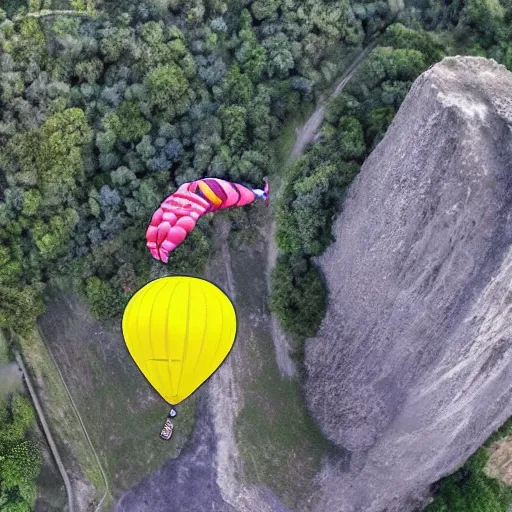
[230,232,339,511]
[230,107,342,511]
[19,328,106,507]
[23,292,195,507]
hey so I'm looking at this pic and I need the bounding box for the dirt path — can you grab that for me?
[14,350,75,512]
[268,43,376,376]
[209,220,245,505]
[288,43,376,164]
[209,219,291,512]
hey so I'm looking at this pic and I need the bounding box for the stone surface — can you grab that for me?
[305,57,512,511]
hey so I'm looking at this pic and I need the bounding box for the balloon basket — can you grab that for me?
[159,406,177,441]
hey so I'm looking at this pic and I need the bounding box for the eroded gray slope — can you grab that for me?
[113,393,236,512]
[305,57,512,511]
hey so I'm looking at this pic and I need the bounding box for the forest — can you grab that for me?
[1,0,512,510]
[0,392,41,512]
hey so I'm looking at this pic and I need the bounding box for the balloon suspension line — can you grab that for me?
[159,406,177,441]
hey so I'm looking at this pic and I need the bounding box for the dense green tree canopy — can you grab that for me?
[0,395,41,511]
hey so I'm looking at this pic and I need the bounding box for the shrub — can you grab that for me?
[269,255,327,339]
[85,276,124,320]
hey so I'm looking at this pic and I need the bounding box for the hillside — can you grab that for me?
[305,56,512,511]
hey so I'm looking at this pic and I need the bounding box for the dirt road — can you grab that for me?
[289,43,376,164]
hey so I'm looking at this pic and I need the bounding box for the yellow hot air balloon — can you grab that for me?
[122,276,237,409]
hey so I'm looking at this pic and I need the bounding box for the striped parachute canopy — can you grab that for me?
[146,177,267,263]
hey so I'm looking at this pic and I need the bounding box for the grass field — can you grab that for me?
[21,291,195,508]
[230,243,338,511]
[18,327,106,508]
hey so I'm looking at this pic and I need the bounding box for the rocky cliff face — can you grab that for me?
[305,57,512,511]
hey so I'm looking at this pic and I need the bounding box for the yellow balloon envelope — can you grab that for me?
[122,276,237,405]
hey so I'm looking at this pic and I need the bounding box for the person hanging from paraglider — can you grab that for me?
[146,177,270,263]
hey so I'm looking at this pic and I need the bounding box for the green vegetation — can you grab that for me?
[85,276,124,320]
[0,0,380,332]
[0,394,42,511]
[426,425,512,512]
[271,23,445,342]
[0,333,43,511]
[270,255,327,339]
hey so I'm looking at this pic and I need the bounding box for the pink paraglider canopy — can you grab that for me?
[146,178,268,263]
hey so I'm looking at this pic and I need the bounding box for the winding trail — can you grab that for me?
[268,42,377,376]
[210,219,292,512]
[14,350,75,512]
[289,43,376,164]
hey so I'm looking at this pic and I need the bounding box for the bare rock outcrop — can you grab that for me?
[305,57,512,511]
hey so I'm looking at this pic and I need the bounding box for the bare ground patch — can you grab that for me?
[486,436,512,486]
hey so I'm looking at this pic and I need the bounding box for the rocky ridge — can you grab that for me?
[305,56,512,511]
